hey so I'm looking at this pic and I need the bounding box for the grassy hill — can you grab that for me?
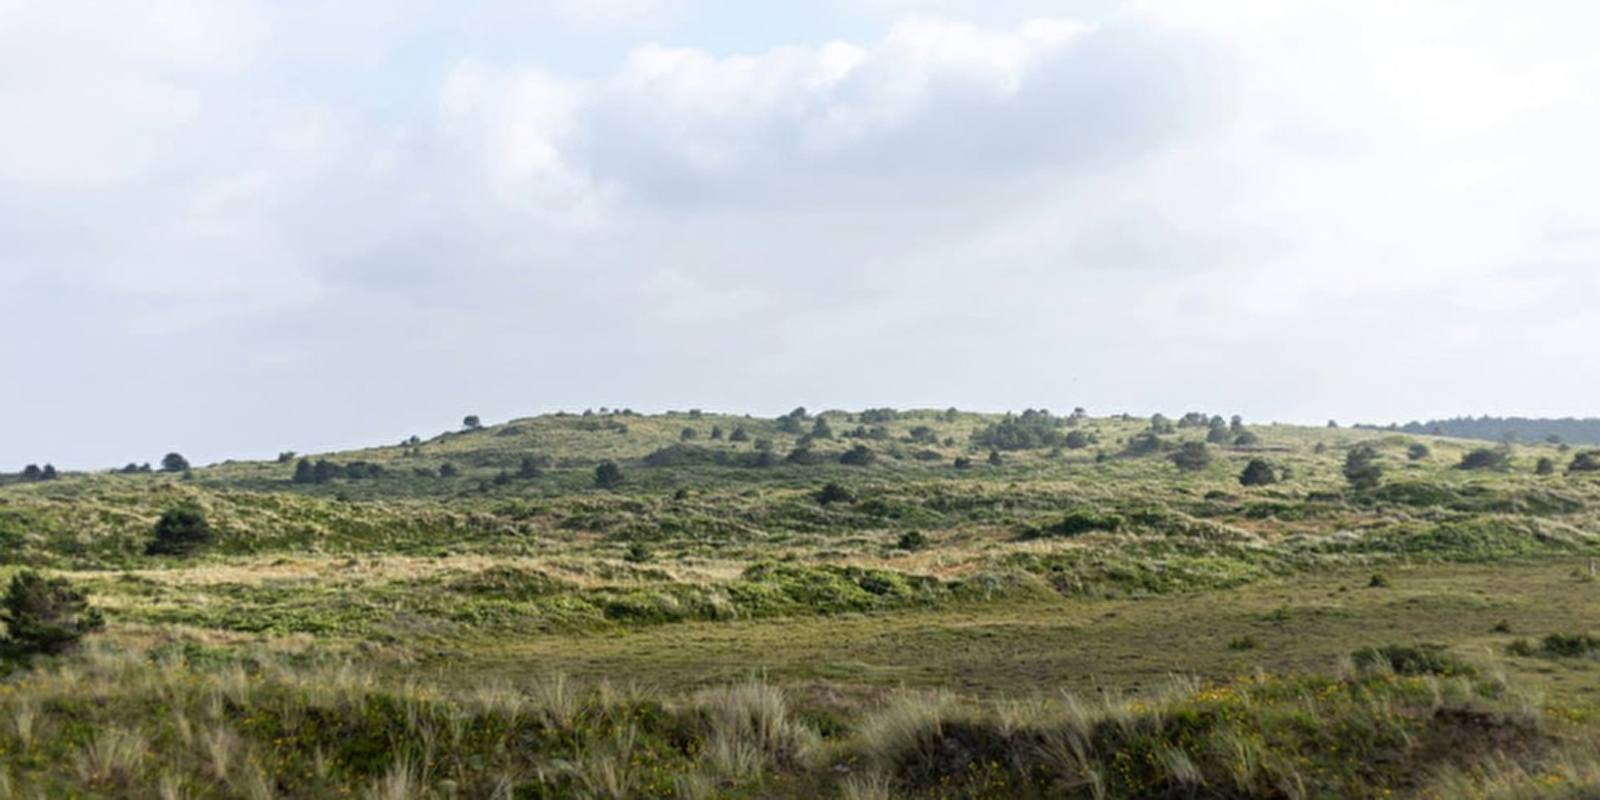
[2,408,1600,797]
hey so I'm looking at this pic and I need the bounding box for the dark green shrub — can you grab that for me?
[161,452,190,472]
[897,531,928,551]
[987,449,1003,466]
[1344,445,1382,490]
[1368,573,1390,588]
[625,541,654,563]
[839,446,876,467]
[146,504,214,556]
[971,409,1067,451]
[594,461,624,489]
[1027,509,1124,538]
[439,462,459,478]
[1170,442,1212,472]
[1457,448,1510,471]
[462,415,482,430]
[1,571,103,656]
[729,426,750,442]
[1239,459,1278,487]
[953,457,973,470]
[1407,443,1431,461]
[815,483,854,505]
[1536,458,1555,476]
[1569,452,1600,473]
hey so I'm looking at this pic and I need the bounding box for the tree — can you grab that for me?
[463,415,482,430]
[810,417,834,440]
[839,445,877,467]
[815,482,854,505]
[1170,441,1213,472]
[146,504,214,556]
[19,464,42,482]
[1457,448,1510,471]
[311,459,340,484]
[1,571,103,656]
[1239,458,1278,487]
[1149,414,1175,434]
[594,461,624,489]
[1206,426,1231,444]
[1343,445,1383,490]
[1536,457,1556,476]
[1407,443,1431,461]
[161,453,190,473]
[277,451,296,463]
[292,458,314,484]
[1065,430,1092,449]
[39,464,57,480]
[1232,431,1261,447]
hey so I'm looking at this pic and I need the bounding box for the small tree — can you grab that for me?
[1407,443,1431,461]
[1343,445,1382,490]
[1,571,103,656]
[161,453,190,473]
[439,462,460,478]
[594,461,625,489]
[840,445,877,467]
[710,426,724,440]
[292,458,314,484]
[1457,448,1510,471]
[815,482,854,505]
[1170,441,1213,472]
[146,504,214,556]
[1536,457,1556,476]
[40,464,57,480]
[1239,458,1278,487]
[463,415,482,430]
[1065,430,1092,449]
[19,464,42,482]
[729,426,750,442]
[811,417,834,440]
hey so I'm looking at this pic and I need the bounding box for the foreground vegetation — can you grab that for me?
[2,407,1599,796]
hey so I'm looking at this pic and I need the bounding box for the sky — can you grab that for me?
[2,1,1598,469]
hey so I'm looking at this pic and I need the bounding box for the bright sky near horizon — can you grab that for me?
[2,1,1598,469]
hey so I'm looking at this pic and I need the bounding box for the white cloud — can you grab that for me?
[2,2,1599,467]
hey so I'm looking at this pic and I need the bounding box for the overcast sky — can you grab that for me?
[3,1,1598,469]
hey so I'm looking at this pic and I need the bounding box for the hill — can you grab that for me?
[1,407,1599,797]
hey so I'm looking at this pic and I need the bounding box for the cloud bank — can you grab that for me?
[1,1,1597,467]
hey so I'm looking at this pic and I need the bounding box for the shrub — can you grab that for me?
[439,462,460,478]
[987,449,1003,466]
[1149,414,1175,434]
[1232,430,1261,447]
[1206,425,1231,444]
[1352,644,1472,676]
[1026,509,1124,538]
[1064,430,1092,449]
[971,409,1067,451]
[896,531,928,551]
[1170,442,1212,472]
[292,458,314,484]
[1124,431,1167,457]
[710,426,724,440]
[40,464,57,480]
[1536,457,1555,476]
[786,446,822,465]
[680,427,698,441]
[1368,573,1390,588]
[624,542,654,564]
[146,504,214,557]
[1,571,103,656]
[517,456,545,479]
[1226,635,1259,651]
[19,464,42,481]
[1239,459,1278,487]
[1569,452,1600,473]
[952,457,973,470]
[160,452,190,473]
[462,415,482,430]
[1407,443,1431,461]
[1344,445,1383,490]
[729,426,750,442]
[839,446,877,467]
[815,483,855,506]
[1507,634,1600,658]
[594,461,625,490]
[1457,448,1510,471]
[810,417,834,439]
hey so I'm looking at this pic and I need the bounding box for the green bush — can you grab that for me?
[1352,643,1473,676]
[146,504,215,557]
[1,571,103,656]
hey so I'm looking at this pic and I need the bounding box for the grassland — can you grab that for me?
[2,408,1599,797]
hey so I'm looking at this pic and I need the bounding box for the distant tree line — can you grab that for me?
[1371,417,1600,445]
